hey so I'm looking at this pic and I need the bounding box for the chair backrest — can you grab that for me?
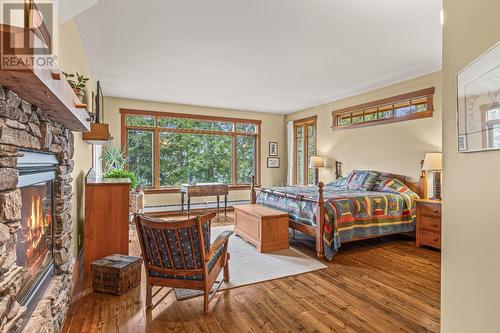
[135,214,211,279]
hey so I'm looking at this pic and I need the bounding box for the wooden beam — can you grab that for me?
[0,24,90,131]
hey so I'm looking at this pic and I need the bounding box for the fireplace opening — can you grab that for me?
[16,180,54,305]
[16,150,58,309]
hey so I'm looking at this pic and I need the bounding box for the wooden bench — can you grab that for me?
[234,204,289,252]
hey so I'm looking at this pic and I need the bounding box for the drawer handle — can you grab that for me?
[433,223,439,227]
[433,236,439,241]
[432,209,439,213]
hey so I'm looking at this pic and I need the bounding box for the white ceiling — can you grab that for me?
[59,0,97,24]
[75,0,442,114]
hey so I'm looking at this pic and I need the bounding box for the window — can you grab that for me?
[332,87,434,130]
[483,106,500,148]
[121,109,261,191]
[293,116,317,185]
[127,129,154,187]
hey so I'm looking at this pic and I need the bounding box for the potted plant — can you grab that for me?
[63,72,89,102]
[104,169,138,189]
[102,147,144,219]
[102,146,140,190]
[102,146,127,173]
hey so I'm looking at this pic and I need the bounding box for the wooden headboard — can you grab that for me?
[379,171,426,198]
[334,161,427,198]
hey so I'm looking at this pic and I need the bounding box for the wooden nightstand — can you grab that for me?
[416,199,442,249]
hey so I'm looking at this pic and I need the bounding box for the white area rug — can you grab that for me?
[175,225,327,300]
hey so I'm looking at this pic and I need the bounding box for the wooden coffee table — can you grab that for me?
[180,183,229,216]
[234,204,289,252]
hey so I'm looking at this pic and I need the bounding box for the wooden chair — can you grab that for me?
[135,212,232,313]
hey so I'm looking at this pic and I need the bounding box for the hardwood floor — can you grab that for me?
[62,213,440,333]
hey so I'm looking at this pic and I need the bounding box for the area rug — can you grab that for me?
[174,225,327,300]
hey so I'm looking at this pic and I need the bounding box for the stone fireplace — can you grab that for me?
[15,151,57,314]
[0,85,76,332]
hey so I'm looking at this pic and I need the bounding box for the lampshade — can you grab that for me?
[422,152,442,171]
[309,156,325,168]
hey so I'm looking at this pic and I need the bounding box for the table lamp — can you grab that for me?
[422,152,442,200]
[309,156,325,185]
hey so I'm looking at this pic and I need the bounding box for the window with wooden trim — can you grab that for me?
[482,105,500,149]
[332,87,435,130]
[120,109,261,191]
[293,116,317,185]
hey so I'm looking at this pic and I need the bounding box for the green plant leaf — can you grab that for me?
[103,146,127,173]
[63,71,89,90]
[104,169,137,189]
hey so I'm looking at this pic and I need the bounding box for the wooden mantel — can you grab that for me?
[0,24,90,131]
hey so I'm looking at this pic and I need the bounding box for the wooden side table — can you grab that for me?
[84,174,130,274]
[180,183,229,216]
[416,199,442,249]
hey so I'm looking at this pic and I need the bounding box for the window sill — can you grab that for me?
[144,184,254,194]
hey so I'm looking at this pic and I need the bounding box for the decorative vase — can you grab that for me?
[73,88,85,103]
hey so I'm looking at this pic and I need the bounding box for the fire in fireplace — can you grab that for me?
[15,150,57,307]
[16,180,54,302]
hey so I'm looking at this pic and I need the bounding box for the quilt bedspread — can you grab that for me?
[256,185,418,260]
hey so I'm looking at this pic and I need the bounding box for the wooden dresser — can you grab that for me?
[416,199,442,249]
[84,170,131,274]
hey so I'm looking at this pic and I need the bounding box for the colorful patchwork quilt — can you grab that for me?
[256,184,419,260]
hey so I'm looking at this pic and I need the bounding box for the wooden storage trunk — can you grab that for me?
[234,204,289,252]
[91,254,143,295]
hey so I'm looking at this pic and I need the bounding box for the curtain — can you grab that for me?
[287,121,294,185]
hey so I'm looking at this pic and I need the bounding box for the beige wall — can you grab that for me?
[57,20,94,255]
[441,0,500,332]
[104,97,287,207]
[286,72,442,182]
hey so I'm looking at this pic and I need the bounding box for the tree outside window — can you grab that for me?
[121,110,261,189]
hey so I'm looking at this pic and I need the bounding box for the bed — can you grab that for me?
[250,164,426,260]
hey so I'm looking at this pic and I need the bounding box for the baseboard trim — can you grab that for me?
[71,247,84,291]
[69,247,93,305]
[146,207,235,218]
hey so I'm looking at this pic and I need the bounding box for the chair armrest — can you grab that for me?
[205,230,233,262]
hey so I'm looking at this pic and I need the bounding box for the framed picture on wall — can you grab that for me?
[457,41,500,152]
[267,157,280,168]
[269,142,278,156]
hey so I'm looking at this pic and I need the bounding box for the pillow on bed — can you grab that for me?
[380,178,410,193]
[326,176,348,188]
[370,176,392,192]
[380,178,420,207]
[345,170,380,191]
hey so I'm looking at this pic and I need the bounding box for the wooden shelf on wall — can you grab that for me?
[82,123,112,144]
[0,24,90,132]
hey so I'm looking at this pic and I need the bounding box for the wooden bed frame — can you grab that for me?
[250,162,427,260]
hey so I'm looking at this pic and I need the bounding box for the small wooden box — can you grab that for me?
[234,204,289,252]
[91,254,143,295]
